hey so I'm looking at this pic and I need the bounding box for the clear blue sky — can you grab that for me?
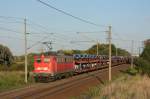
[0,0,149,55]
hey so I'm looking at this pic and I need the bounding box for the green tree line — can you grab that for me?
[61,43,130,56]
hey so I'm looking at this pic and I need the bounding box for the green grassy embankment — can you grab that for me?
[74,68,150,99]
[0,71,34,92]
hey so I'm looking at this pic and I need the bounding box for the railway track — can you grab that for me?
[0,64,130,99]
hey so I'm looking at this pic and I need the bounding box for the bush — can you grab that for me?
[0,71,34,92]
[134,58,150,76]
[77,75,150,99]
[0,62,34,71]
[0,44,13,65]
[126,67,138,75]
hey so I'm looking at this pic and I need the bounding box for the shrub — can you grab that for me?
[134,58,150,76]
[0,71,34,92]
[126,67,138,75]
[0,44,13,65]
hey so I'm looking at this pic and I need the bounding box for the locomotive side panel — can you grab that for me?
[55,56,74,73]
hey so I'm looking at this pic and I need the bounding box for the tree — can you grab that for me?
[0,44,13,65]
[141,44,150,62]
[86,43,130,56]
[134,39,150,76]
[57,49,86,55]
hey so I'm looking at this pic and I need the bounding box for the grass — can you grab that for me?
[73,68,150,99]
[98,75,150,99]
[0,71,34,92]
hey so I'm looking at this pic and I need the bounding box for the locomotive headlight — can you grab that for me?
[36,67,48,70]
[37,67,41,70]
[43,67,48,70]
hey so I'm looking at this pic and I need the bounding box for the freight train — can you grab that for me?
[33,54,130,82]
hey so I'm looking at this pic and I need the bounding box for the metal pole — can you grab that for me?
[108,26,112,81]
[138,47,140,57]
[138,41,143,57]
[24,18,28,83]
[116,47,118,56]
[131,40,134,68]
[97,41,99,55]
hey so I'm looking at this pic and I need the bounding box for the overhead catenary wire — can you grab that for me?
[27,20,88,35]
[112,28,134,42]
[77,31,107,33]
[27,36,50,50]
[0,15,109,53]
[27,24,78,37]
[27,20,52,32]
[0,16,72,54]
[0,35,36,43]
[0,26,72,46]
[28,32,70,42]
[70,40,95,43]
[0,19,53,40]
[36,0,106,27]
[112,37,143,43]
[0,16,53,35]
[0,35,25,41]
[76,32,100,43]
[0,16,23,19]
[0,26,23,35]
[23,17,106,41]
[0,20,23,24]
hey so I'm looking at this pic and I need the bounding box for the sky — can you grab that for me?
[0,0,149,55]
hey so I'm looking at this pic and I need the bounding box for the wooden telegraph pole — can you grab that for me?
[131,40,134,68]
[24,18,28,83]
[97,40,99,55]
[116,46,118,56]
[108,26,112,81]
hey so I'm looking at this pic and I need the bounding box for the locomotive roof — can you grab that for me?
[35,54,73,58]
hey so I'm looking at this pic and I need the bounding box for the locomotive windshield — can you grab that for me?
[44,58,50,63]
[36,58,41,63]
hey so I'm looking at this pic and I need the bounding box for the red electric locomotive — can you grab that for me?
[33,54,74,82]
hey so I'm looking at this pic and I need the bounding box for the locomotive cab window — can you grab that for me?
[36,58,41,63]
[56,57,59,63]
[64,58,67,62]
[44,58,50,63]
[57,57,63,63]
